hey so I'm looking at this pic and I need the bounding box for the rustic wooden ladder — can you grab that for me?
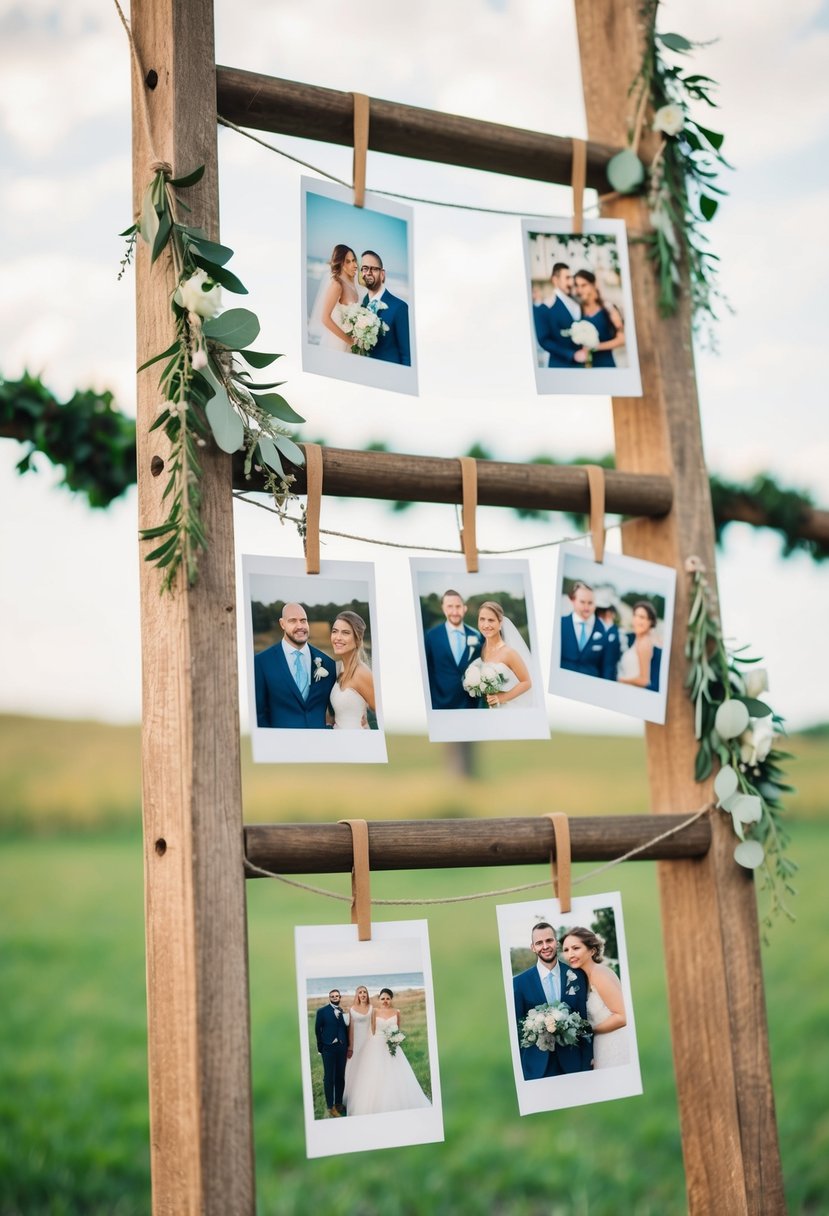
[129,1,784,1211]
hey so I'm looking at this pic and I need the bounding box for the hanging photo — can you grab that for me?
[548,544,676,724]
[242,555,387,763]
[496,891,642,1116]
[295,920,443,1158]
[521,217,642,396]
[301,177,417,395]
[410,557,549,743]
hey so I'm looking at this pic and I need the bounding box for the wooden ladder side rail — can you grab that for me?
[245,814,711,875]
[574,4,784,1214]
[131,1,255,1213]
[234,448,673,517]
[215,66,617,187]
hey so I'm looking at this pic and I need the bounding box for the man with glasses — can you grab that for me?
[360,250,411,365]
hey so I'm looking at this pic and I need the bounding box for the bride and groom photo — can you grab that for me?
[295,922,444,1158]
[522,218,642,397]
[302,178,417,394]
[243,557,388,764]
[411,559,550,744]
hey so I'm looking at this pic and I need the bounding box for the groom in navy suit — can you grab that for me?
[560,582,617,681]
[314,989,349,1116]
[254,602,336,728]
[533,262,581,368]
[360,250,411,365]
[513,922,592,1080]
[424,589,483,710]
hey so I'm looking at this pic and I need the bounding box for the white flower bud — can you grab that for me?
[653,104,684,136]
[175,269,222,319]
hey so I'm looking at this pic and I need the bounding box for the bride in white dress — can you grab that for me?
[343,988,431,1117]
[617,600,658,689]
[328,611,375,729]
[342,985,372,1110]
[561,927,629,1069]
[308,244,359,351]
[464,600,535,708]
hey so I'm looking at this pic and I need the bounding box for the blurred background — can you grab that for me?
[1,1,827,1212]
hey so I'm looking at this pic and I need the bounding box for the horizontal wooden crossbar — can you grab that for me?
[216,66,618,188]
[244,814,710,875]
[234,448,674,515]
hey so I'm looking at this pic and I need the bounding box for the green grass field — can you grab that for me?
[1,716,827,1214]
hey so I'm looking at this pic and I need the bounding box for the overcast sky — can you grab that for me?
[1,0,827,735]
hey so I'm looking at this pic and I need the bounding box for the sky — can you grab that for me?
[1,0,828,736]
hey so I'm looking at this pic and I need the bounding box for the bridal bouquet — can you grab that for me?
[381,1026,406,1057]
[463,660,508,707]
[519,1002,592,1053]
[564,319,600,367]
[338,301,389,355]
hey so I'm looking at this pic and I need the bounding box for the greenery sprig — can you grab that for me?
[684,556,796,933]
[611,1,730,337]
[120,164,303,591]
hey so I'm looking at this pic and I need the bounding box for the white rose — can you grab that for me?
[175,269,222,318]
[569,319,600,349]
[744,668,769,699]
[479,663,499,682]
[653,104,684,136]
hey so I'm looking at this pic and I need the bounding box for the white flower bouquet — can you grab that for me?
[381,1026,406,1057]
[563,318,601,368]
[463,659,508,708]
[519,1001,592,1053]
[338,301,389,355]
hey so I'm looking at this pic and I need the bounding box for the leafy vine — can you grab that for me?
[120,164,303,591]
[685,557,796,932]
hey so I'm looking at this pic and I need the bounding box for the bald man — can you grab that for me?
[254,602,337,728]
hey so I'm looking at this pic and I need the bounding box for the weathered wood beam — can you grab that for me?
[132,2,254,1213]
[245,814,711,875]
[234,447,674,516]
[216,66,617,188]
[575,3,784,1213]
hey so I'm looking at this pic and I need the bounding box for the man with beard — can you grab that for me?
[513,922,592,1079]
[360,249,411,365]
[254,602,336,728]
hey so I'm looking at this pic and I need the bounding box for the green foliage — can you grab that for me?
[419,590,530,646]
[710,471,829,562]
[0,371,136,508]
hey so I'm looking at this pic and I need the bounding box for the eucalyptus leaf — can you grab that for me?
[205,391,244,454]
[187,236,235,266]
[658,32,693,52]
[150,208,173,264]
[713,764,738,805]
[139,184,160,247]
[699,195,718,221]
[137,339,180,373]
[274,434,305,466]
[606,149,645,194]
[252,393,305,424]
[739,697,773,718]
[733,840,765,870]
[256,436,284,476]
[238,349,283,369]
[202,308,260,350]
[695,124,725,150]
[168,164,206,188]
[192,260,248,294]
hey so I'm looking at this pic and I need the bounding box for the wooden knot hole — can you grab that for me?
[145,69,158,90]
[150,456,164,477]
[154,838,167,857]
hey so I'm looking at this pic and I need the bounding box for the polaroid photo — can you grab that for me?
[410,557,549,743]
[301,177,417,395]
[549,543,676,724]
[295,920,443,1158]
[242,555,387,763]
[522,217,642,397]
[496,891,642,1117]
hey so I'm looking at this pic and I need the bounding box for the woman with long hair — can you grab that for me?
[617,599,661,691]
[572,268,626,368]
[561,926,629,1070]
[342,985,372,1112]
[328,611,376,728]
[308,244,359,350]
[464,600,533,708]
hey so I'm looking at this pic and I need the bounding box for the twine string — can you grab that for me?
[112,0,162,173]
[243,804,714,904]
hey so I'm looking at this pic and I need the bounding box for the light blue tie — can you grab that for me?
[292,649,308,699]
[543,969,555,1004]
[578,620,588,650]
[451,629,464,662]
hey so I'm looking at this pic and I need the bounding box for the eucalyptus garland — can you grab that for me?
[120,164,303,591]
[608,1,730,336]
[685,557,796,931]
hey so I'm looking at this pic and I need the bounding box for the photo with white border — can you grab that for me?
[242,555,387,763]
[410,557,549,743]
[496,891,642,1117]
[302,177,417,395]
[549,543,676,724]
[295,920,443,1158]
[522,217,642,397]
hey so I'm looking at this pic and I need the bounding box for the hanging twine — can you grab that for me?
[243,803,714,904]
[112,0,165,176]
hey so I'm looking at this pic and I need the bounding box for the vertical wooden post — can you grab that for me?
[130,1,255,1212]
[574,3,784,1212]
